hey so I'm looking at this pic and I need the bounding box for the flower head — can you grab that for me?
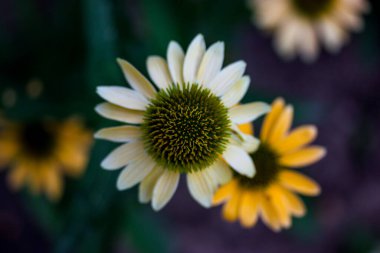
[250,0,369,62]
[213,98,326,231]
[95,34,270,211]
[0,117,92,201]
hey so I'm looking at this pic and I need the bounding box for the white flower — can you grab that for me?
[250,0,370,62]
[95,34,270,211]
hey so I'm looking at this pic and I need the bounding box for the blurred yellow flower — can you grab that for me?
[0,117,92,201]
[213,98,326,231]
[250,0,369,62]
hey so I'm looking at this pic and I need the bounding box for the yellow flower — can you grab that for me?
[0,117,92,201]
[250,0,369,62]
[213,98,326,231]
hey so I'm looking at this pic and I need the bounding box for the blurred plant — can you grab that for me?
[213,98,326,231]
[0,116,92,201]
[249,0,370,62]
[95,34,270,211]
[26,79,44,99]
[1,88,17,108]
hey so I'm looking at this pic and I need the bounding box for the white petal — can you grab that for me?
[147,56,173,89]
[95,103,144,124]
[139,166,164,203]
[183,34,206,84]
[207,159,233,185]
[254,0,288,29]
[117,58,156,98]
[240,134,260,153]
[223,144,256,178]
[152,170,180,211]
[167,41,185,84]
[187,171,213,208]
[229,124,259,153]
[221,76,250,108]
[97,86,148,111]
[298,23,319,63]
[336,7,363,31]
[344,0,370,13]
[274,19,301,60]
[207,61,246,97]
[116,155,156,190]
[317,18,347,53]
[95,125,142,142]
[101,141,144,170]
[229,102,270,124]
[196,42,224,86]
[231,123,245,139]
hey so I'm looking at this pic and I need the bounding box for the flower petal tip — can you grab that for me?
[194,33,204,40]
[93,130,102,139]
[262,102,272,114]
[151,202,164,212]
[319,147,327,158]
[246,168,256,178]
[116,57,126,65]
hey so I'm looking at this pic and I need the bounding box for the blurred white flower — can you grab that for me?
[250,0,370,62]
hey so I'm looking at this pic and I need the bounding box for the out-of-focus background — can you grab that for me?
[0,0,379,252]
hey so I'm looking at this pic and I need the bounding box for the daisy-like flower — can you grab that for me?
[95,34,270,211]
[213,98,326,231]
[0,117,92,201]
[250,0,370,62]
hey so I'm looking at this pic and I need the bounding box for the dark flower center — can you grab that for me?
[142,84,230,173]
[291,0,335,19]
[20,121,56,158]
[236,144,280,189]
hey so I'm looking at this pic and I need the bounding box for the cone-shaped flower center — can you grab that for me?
[292,0,335,19]
[236,144,280,189]
[142,84,230,173]
[20,121,55,158]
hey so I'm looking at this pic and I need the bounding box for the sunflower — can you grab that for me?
[95,34,270,211]
[213,98,326,231]
[250,0,369,62]
[0,117,92,201]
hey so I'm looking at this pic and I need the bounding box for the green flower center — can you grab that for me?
[142,84,230,173]
[291,0,335,19]
[20,121,56,158]
[236,144,280,189]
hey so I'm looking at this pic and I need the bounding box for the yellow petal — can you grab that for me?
[42,165,63,201]
[279,146,326,168]
[258,193,281,232]
[7,161,28,190]
[27,162,43,194]
[260,98,285,141]
[279,170,321,196]
[58,117,92,147]
[239,190,260,228]
[267,105,293,145]
[272,125,317,154]
[0,136,19,167]
[213,179,238,205]
[55,120,92,177]
[222,189,241,222]
[238,123,254,136]
[56,143,89,177]
[278,185,306,217]
[267,186,292,228]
